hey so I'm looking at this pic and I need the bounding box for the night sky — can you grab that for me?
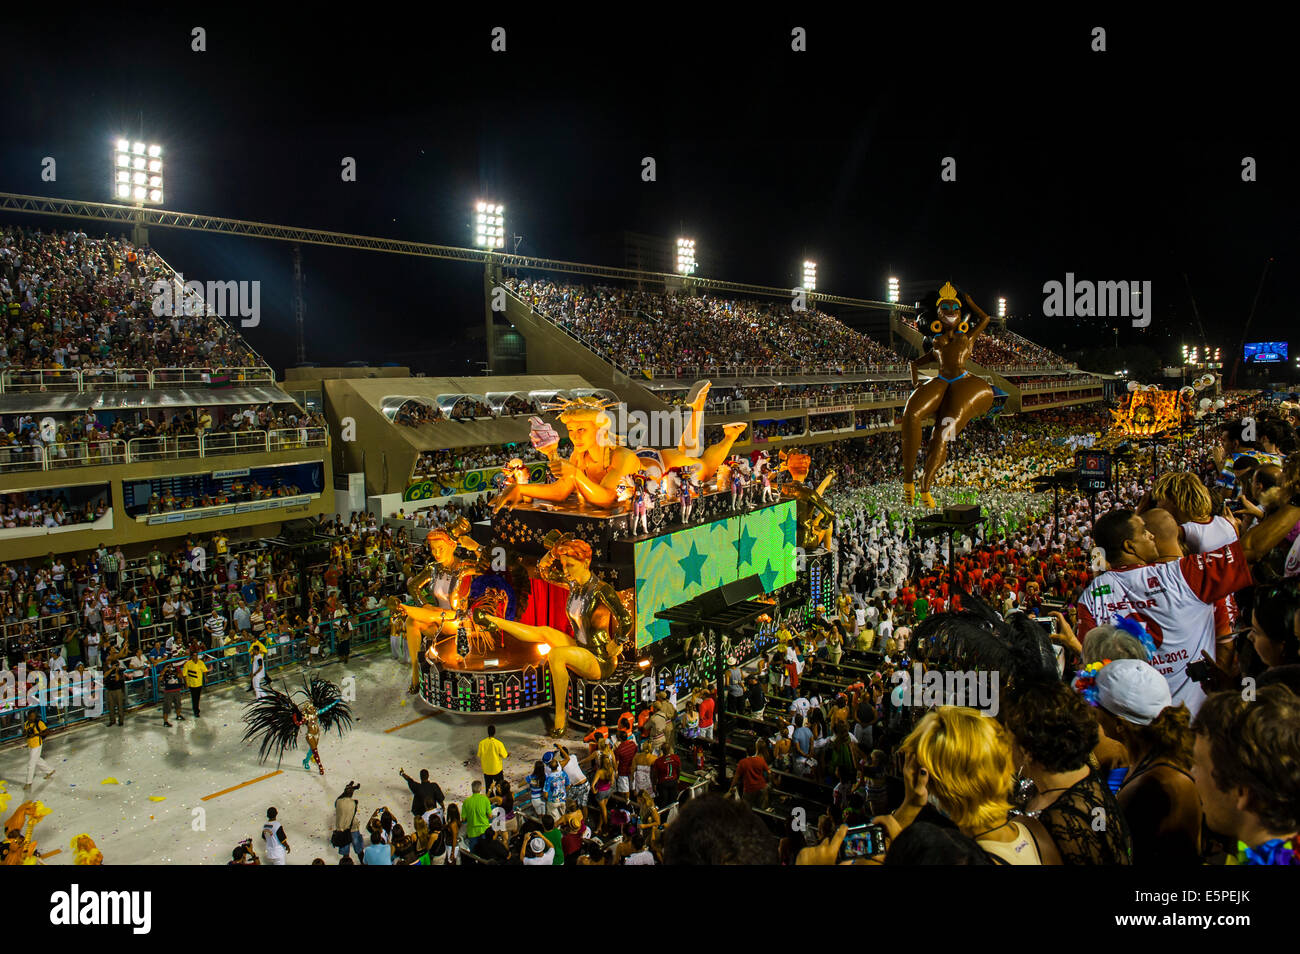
[2,12,1292,376]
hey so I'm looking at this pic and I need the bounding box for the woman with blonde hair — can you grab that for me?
[1148,471,1236,554]
[884,707,1061,865]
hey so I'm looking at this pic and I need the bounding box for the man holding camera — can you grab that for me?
[333,782,364,859]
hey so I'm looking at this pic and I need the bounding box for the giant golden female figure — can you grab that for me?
[484,536,633,736]
[491,383,746,513]
[900,283,995,508]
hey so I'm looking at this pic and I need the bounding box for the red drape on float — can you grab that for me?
[519,577,573,635]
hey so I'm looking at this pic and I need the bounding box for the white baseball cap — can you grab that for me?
[1095,659,1172,725]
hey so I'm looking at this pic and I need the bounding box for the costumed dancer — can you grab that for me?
[900,282,995,509]
[678,466,698,524]
[483,536,632,737]
[242,676,354,775]
[758,453,777,503]
[630,473,651,535]
[729,457,746,510]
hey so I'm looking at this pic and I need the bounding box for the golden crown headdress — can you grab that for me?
[937,281,960,306]
[544,395,621,417]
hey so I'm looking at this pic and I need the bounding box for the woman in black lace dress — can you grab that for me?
[1005,681,1133,865]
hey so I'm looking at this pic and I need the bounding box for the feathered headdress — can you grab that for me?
[241,676,354,766]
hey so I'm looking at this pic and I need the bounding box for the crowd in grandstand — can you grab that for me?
[0,226,265,374]
[0,489,108,529]
[506,278,907,374]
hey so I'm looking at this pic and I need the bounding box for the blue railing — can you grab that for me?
[0,608,392,744]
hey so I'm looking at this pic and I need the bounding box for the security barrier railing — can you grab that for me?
[0,607,392,742]
[0,365,275,394]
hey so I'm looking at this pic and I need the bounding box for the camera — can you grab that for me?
[838,823,886,861]
[1186,658,1211,685]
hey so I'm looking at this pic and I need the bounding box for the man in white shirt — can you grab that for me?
[1078,509,1250,714]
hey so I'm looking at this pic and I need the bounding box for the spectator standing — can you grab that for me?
[1192,687,1300,865]
[22,711,55,785]
[161,662,185,727]
[103,658,126,727]
[183,649,208,717]
[334,782,364,860]
[461,781,493,854]
[477,724,508,792]
[261,807,290,865]
[613,730,637,795]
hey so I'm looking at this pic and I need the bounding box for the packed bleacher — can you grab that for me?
[0,225,266,375]
[505,277,907,374]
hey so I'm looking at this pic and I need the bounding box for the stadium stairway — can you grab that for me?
[491,268,672,417]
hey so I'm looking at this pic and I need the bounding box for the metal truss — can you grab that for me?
[0,192,910,311]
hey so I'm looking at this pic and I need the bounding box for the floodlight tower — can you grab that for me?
[997,297,1007,318]
[476,200,506,373]
[114,138,163,246]
[675,238,697,276]
[802,260,817,292]
[887,276,901,304]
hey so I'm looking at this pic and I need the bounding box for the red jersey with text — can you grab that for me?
[1076,541,1250,713]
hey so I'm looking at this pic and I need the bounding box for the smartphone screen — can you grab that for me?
[838,823,885,861]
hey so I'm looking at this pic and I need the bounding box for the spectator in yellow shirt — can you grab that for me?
[183,650,209,717]
[477,724,508,792]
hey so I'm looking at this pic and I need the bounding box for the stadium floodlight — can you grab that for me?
[114,138,163,204]
[473,200,506,249]
[676,238,697,275]
[887,276,900,304]
[997,297,1007,318]
[802,260,817,291]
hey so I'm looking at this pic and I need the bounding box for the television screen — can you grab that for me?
[1245,341,1288,363]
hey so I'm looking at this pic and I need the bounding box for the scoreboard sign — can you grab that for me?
[1075,450,1111,492]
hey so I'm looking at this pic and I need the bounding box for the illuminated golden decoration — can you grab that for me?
[937,281,960,305]
[484,536,633,736]
[779,450,836,549]
[491,380,746,513]
[1110,389,1191,437]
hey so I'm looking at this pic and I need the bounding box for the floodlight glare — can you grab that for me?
[802,260,817,291]
[472,200,505,248]
[887,276,901,304]
[997,297,1007,318]
[114,137,164,204]
[675,237,697,275]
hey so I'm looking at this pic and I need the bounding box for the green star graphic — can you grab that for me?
[759,557,780,592]
[732,523,758,567]
[677,540,708,589]
[779,507,799,549]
